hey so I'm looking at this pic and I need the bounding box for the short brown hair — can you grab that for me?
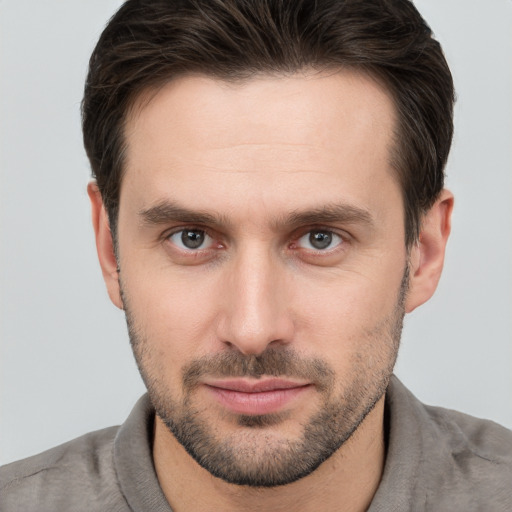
[82,0,454,245]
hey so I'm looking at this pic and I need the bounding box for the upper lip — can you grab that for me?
[203,378,311,393]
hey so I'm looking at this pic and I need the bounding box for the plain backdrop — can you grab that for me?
[1,0,511,465]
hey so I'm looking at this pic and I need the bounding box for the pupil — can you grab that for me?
[182,230,204,249]
[310,231,332,249]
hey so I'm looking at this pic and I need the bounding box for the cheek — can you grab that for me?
[122,262,223,366]
[292,264,405,357]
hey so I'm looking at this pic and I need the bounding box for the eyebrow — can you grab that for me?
[279,203,374,230]
[138,200,374,230]
[139,201,230,227]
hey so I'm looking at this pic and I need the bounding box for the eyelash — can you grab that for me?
[162,226,350,259]
[164,227,221,253]
[292,228,346,254]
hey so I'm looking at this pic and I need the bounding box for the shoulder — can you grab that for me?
[424,402,512,466]
[423,404,512,509]
[379,377,512,510]
[424,403,512,484]
[0,426,129,512]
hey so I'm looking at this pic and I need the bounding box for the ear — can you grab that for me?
[87,182,123,310]
[405,189,454,313]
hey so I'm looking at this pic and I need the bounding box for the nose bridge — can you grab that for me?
[219,242,292,355]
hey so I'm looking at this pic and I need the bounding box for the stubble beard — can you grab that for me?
[121,268,408,488]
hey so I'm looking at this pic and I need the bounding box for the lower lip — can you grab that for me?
[205,384,311,415]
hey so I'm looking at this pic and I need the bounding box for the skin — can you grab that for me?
[89,70,453,512]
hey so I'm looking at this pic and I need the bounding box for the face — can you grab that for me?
[116,70,409,486]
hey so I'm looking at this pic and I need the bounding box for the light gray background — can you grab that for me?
[1,1,511,465]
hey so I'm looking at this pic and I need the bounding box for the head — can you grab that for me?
[84,0,454,487]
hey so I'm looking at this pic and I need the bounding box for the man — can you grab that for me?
[1,0,511,510]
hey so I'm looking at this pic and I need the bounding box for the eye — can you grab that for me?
[167,229,214,251]
[296,229,343,251]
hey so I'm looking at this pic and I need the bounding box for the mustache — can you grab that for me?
[182,347,335,392]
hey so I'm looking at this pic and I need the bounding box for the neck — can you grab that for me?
[153,396,386,512]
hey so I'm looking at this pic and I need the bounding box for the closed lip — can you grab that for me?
[202,378,313,415]
[203,378,311,393]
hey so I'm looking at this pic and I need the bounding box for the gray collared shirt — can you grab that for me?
[2,376,511,511]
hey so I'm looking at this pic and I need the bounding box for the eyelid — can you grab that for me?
[293,225,350,243]
[161,224,350,259]
[163,224,212,239]
[298,231,342,248]
[288,227,352,263]
[163,226,218,252]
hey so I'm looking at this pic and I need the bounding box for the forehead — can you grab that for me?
[121,70,399,222]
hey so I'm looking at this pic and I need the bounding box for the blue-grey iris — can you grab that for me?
[310,231,332,249]
[182,230,205,249]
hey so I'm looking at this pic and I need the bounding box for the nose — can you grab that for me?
[216,246,294,356]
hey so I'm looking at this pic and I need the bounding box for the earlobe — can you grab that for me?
[405,189,454,313]
[87,182,123,310]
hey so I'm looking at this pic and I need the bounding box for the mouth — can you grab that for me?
[203,378,313,416]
